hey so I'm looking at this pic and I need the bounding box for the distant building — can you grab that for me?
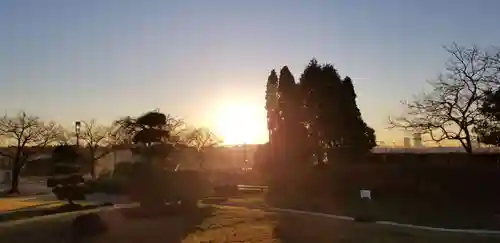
[403,137,411,148]
[413,133,423,147]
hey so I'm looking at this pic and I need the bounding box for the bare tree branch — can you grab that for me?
[389,44,500,153]
[184,127,222,169]
[0,111,63,193]
[79,119,118,178]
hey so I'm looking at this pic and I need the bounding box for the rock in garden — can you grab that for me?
[71,213,108,241]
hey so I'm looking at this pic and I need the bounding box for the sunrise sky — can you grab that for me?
[1,0,500,145]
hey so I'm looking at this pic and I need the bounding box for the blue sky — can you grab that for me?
[1,0,500,144]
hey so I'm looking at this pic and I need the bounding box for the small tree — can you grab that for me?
[0,112,63,194]
[390,43,500,153]
[47,145,85,206]
[185,127,222,169]
[79,120,117,179]
[115,111,175,207]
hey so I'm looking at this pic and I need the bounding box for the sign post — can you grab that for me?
[355,189,375,223]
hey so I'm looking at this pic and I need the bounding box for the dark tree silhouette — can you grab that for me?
[276,66,309,168]
[48,145,85,205]
[115,111,175,207]
[298,60,375,164]
[115,111,175,165]
[390,44,500,153]
[313,63,345,159]
[0,112,63,194]
[115,110,207,210]
[298,59,326,164]
[475,89,500,145]
[259,59,376,195]
[340,76,377,154]
[262,69,280,186]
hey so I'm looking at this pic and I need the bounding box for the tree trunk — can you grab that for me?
[463,143,472,154]
[90,159,96,179]
[199,152,205,170]
[9,166,21,194]
[461,130,473,154]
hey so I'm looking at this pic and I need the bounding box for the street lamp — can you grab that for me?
[243,142,248,171]
[75,121,81,147]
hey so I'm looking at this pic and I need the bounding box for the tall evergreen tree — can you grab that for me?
[277,66,296,146]
[262,70,281,187]
[277,66,308,160]
[265,70,279,151]
[299,59,375,164]
[340,76,376,154]
[318,64,345,150]
[300,61,345,164]
[262,59,377,198]
[299,59,324,164]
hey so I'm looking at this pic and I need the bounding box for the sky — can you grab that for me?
[1,0,500,145]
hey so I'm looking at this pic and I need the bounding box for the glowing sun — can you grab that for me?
[215,103,265,145]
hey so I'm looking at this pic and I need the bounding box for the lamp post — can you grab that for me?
[75,121,81,147]
[243,142,248,171]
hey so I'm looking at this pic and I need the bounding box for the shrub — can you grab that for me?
[71,213,108,242]
[85,176,128,195]
[47,145,87,205]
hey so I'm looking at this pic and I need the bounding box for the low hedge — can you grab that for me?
[85,177,128,195]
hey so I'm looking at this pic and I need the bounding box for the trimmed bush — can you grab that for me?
[86,176,128,195]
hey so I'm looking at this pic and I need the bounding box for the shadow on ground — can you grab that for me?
[0,205,215,243]
[1,203,500,243]
[272,210,500,243]
[86,205,215,243]
[265,191,500,230]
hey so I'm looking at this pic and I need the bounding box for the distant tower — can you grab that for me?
[413,133,423,147]
[403,137,411,148]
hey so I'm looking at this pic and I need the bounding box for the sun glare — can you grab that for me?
[215,103,265,145]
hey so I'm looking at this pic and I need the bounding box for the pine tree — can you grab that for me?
[265,70,279,153]
[299,59,326,164]
[299,60,375,164]
[260,70,280,184]
[340,76,376,154]
[277,66,296,148]
[300,61,346,164]
[318,64,345,150]
[277,66,308,157]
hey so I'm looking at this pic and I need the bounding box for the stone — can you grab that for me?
[71,213,107,242]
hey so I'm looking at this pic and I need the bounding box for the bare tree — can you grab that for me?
[389,43,500,153]
[0,112,63,193]
[185,127,222,169]
[79,120,118,179]
[164,114,187,144]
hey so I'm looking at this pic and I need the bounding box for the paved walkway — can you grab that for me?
[0,178,52,196]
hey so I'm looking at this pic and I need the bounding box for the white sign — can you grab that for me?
[360,189,371,200]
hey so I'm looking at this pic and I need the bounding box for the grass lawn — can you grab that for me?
[2,204,499,243]
[264,193,500,230]
[0,203,100,223]
[0,197,59,212]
